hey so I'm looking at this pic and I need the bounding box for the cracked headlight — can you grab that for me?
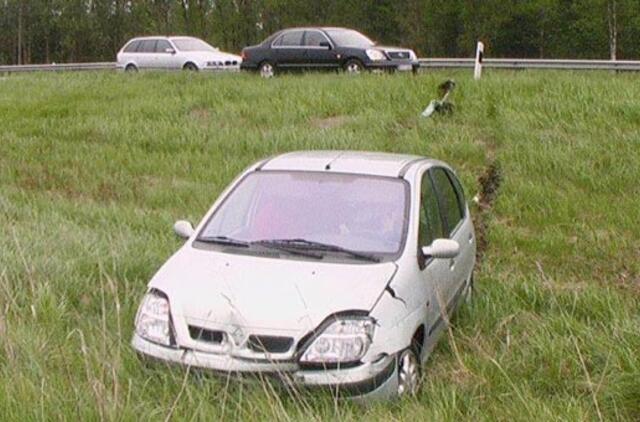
[365,49,387,61]
[135,290,172,346]
[300,317,375,364]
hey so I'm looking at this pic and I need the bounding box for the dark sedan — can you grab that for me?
[240,27,419,77]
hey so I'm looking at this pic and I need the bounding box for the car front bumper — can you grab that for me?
[366,60,420,72]
[132,334,398,399]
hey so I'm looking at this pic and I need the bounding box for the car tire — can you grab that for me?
[396,345,421,397]
[125,64,138,73]
[258,61,275,78]
[183,62,199,72]
[343,59,364,75]
[464,274,474,304]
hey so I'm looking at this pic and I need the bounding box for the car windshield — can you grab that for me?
[198,171,408,257]
[325,29,375,47]
[171,38,217,52]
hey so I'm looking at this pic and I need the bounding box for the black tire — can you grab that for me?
[464,274,474,304]
[183,62,198,71]
[396,344,421,397]
[258,61,275,78]
[343,59,364,74]
[125,64,138,73]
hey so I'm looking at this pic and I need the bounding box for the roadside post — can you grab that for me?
[474,41,484,80]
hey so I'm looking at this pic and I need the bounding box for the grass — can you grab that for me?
[0,69,638,420]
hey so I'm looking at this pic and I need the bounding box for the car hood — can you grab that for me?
[148,246,396,334]
[184,51,242,63]
[376,45,413,52]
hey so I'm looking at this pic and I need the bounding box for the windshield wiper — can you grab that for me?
[252,239,324,259]
[197,236,250,248]
[254,239,380,263]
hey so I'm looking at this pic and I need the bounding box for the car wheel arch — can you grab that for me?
[342,56,364,66]
[183,61,199,71]
[411,325,426,359]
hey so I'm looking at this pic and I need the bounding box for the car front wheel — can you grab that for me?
[397,346,421,396]
[259,61,275,78]
[183,62,198,71]
[125,64,138,73]
[343,59,364,74]
[464,274,474,304]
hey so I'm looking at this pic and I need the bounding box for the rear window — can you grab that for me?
[274,31,304,47]
[123,40,140,53]
[138,40,157,53]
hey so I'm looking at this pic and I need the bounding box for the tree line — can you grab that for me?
[1,0,638,65]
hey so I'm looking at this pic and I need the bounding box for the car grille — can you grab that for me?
[247,335,294,354]
[387,51,411,60]
[189,325,225,344]
[206,60,239,67]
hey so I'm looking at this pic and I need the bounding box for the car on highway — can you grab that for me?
[132,151,475,399]
[116,36,241,72]
[240,27,419,77]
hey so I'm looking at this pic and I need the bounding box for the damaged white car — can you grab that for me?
[132,151,476,399]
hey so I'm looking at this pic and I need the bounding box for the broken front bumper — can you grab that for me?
[132,334,398,398]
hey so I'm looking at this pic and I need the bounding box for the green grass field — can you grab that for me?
[0,69,638,420]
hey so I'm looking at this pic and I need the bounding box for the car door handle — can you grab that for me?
[449,259,455,271]
[468,233,474,244]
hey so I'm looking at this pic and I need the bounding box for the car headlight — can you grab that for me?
[365,49,387,61]
[135,290,173,346]
[300,317,375,364]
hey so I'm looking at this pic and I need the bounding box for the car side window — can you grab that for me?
[419,172,445,247]
[304,31,329,47]
[139,40,157,53]
[431,168,463,236]
[124,41,140,53]
[155,40,172,53]
[446,169,466,218]
[276,31,304,47]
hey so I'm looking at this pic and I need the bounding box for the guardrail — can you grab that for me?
[419,58,640,71]
[0,62,115,73]
[1,58,640,73]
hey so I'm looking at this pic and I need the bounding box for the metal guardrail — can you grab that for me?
[1,58,640,73]
[419,58,640,71]
[0,62,115,73]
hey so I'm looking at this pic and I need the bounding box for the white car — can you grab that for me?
[132,151,476,399]
[116,36,241,72]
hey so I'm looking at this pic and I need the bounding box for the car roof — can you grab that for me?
[276,27,350,33]
[259,151,442,178]
[128,35,199,41]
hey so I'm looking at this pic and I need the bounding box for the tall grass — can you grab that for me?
[0,70,638,420]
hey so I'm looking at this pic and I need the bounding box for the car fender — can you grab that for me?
[365,295,425,360]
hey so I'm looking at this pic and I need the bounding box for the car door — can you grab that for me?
[119,40,140,66]
[418,169,451,334]
[136,39,158,69]
[272,30,305,68]
[430,167,474,311]
[154,39,177,69]
[302,30,339,69]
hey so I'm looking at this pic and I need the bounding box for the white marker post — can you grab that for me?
[474,41,484,80]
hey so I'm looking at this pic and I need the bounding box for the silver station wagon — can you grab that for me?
[132,151,476,399]
[116,36,241,72]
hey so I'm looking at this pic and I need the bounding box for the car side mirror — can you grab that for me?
[319,41,331,49]
[421,239,460,259]
[174,220,194,239]
[165,48,176,55]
